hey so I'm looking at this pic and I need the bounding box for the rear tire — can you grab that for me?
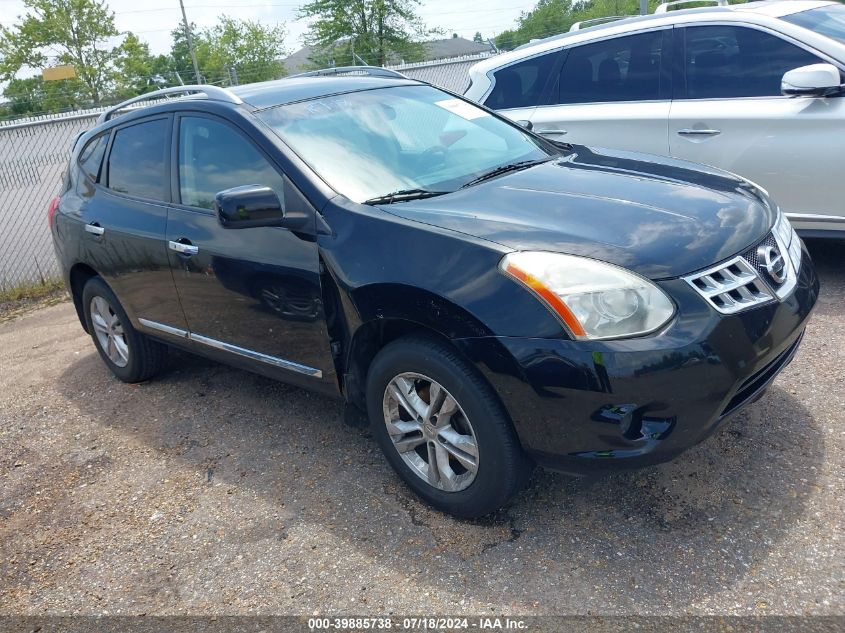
[82,277,167,383]
[366,335,532,518]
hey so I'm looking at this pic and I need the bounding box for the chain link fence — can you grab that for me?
[0,53,495,292]
[0,112,101,292]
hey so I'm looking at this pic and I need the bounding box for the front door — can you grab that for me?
[669,24,845,232]
[165,113,337,392]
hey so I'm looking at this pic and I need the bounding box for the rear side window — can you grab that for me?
[556,30,664,104]
[107,118,169,201]
[485,51,558,110]
[178,116,286,210]
[682,26,824,99]
[77,133,108,182]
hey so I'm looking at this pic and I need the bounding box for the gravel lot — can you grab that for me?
[0,241,842,617]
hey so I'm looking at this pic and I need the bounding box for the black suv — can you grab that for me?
[50,69,818,517]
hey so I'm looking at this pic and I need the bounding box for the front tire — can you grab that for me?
[82,277,167,383]
[366,335,532,518]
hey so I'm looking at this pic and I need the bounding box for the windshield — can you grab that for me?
[782,4,845,45]
[258,84,554,203]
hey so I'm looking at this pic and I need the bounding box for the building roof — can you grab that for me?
[282,37,493,75]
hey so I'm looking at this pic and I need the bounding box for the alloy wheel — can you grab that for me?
[90,296,130,368]
[382,372,479,492]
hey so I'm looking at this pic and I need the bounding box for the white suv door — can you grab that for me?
[669,24,845,234]
[523,29,672,155]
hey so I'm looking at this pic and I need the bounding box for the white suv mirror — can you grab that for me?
[781,63,843,97]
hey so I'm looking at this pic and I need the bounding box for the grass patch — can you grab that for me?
[0,278,65,303]
[0,278,69,323]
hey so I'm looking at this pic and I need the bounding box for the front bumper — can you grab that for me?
[454,242,820,474]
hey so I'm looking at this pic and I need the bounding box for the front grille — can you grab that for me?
[683,255,774,314]
[684,230,796,315]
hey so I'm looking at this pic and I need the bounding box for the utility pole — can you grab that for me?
[640,0,648,14]
[178,0,202,84]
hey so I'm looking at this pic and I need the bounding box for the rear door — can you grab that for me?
[528,28,672,154]
[481,50,559,126]
[669,24,845,229]
[164,113,337,392]
[80,115,187,330]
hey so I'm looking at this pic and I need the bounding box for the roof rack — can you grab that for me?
[654,0,728,14]
[289,65,409,80]
[569,15,639,31]
[97,85,243,123]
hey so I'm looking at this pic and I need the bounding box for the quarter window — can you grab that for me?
[682,26,824,99]
[556,30,664,104]
[178,116,285,210]
[107,119,169,201]
[78,133,108,182]
[485,52,558,110]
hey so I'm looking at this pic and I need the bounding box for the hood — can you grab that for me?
[380,146,775,279]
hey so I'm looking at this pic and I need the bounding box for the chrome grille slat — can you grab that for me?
[683,253,774,315]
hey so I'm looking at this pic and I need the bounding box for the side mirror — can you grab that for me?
[215,185,285,229]
[515,119,534,131]
[781,63,842,97]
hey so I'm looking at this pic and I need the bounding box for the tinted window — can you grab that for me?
[107,119,168,200]
[783,5,845,46]
[179,117,285,210]
[556,30,664,104]
[683,26,823,99]
[78,134,108,181]
[485,52,558,110]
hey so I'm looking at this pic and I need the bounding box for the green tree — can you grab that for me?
[473,31,484,43]
[2,75,87,114]
[113,33,160,98]
[494,0,670,50]
[158,17,287,86]
[299,0,430,67]
[0,0,122,104]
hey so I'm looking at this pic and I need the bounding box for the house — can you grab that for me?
[282,36,494,75]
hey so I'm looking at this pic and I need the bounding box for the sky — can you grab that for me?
[0,0,533,62]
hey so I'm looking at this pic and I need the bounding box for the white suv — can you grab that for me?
[465,0,845,237]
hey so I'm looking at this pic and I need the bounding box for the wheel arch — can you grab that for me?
[338,282,497,410]
[68,262,101,333]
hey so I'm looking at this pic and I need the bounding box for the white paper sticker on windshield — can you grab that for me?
[434,99,489,120]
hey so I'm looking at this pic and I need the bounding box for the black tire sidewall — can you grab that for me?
[366,336,527,518]
[82,277,147,383]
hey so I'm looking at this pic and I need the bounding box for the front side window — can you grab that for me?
[782,4,845,46]
[259,85,554,203]
[78,133,108,182]
[682,25,823,99]
[107,119,168,201]
[178,117,286,210]
[556,30,664,104]
[485,52,558,110]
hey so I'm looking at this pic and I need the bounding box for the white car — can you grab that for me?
[465,0,845,237]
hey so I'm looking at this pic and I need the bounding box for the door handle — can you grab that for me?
[536,129,567,136]
[85,222,105,236]
[168,239,199,256]
[677,128,721,136]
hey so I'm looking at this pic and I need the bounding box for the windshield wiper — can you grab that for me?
[461,158,552,189]
[363,188,450,205]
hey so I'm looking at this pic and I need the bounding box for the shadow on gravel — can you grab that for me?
[55,345,824,612]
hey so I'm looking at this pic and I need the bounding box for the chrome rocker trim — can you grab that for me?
[138,318,323,378]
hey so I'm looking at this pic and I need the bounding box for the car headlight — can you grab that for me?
[500,251,675,340]
[773,210,802,273]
